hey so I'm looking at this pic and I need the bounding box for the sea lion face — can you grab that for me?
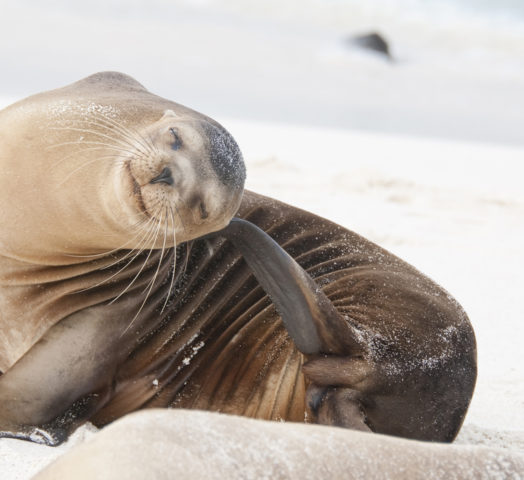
[119,109,245,247]
[0,98,245,262]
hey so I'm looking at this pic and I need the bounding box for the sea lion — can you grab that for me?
[34,410,524,480]
[0,72,476,446]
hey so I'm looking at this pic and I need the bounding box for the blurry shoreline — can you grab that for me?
[1,0,523,146]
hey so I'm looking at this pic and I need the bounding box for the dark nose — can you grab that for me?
[201,121,246,190]
[150,166,174,186]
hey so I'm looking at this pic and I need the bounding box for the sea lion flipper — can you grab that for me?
[0,359,74,446]
[215,218,363,356]
[0,308,121,445]
[0,421,69,446]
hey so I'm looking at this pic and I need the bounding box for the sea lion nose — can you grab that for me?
[201,122,246,190]
[150,167,174,186]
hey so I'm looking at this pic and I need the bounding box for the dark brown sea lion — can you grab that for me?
[0,72,476,446]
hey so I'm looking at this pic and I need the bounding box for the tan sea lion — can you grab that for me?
[34,410,524,480]
[0,72,476,446]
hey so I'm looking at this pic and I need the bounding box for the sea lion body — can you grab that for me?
[0,73,476,445]
[87,191,475,442]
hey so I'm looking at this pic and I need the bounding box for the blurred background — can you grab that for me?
[0,1,523,458]
[1,0,523,144]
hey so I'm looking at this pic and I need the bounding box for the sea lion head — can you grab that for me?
[0,73,246,263]
[117,108,246,248]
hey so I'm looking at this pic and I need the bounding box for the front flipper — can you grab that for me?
[215,218,373,431]
[0,395,102,446]
[0,304,130,445]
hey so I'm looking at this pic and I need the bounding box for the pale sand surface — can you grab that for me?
[0,2,523,474]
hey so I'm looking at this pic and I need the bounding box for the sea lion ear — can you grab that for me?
[161,109,178,120]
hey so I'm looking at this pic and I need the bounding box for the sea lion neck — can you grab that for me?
[0,247,174,372]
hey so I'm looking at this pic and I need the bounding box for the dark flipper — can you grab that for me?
[214,217,372,431]
[0,303,133,446]
[215,218,363,356]
[0,395,102,446]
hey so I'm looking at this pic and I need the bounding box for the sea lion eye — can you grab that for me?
[169,128,182,151]
[150,166,174,186]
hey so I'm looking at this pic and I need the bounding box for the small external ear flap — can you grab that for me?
[161,109,178,120]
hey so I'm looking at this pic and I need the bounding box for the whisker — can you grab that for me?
[73,214,161,293]
[48,126,147,158]
[56,155,124,186]
[97,216,162,271]
[75,117,152,158]
[64,200,162,259]
[50,146,121,169]
[140,206,169,295]
[181,239,192,279]
[160,206,178,313]
[119,206,168,336]
[88,111,155,156]
[110,204,165,307]
[48,139,142,159]
[138,129,159,157]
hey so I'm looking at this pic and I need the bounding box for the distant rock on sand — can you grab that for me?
[34,409,524,480]
[349,32,392,60]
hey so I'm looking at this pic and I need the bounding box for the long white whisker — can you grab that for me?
[161,206,178,313]
[48,139,142,158]
[140,206,169,295]
[110,204,165,307]
[57,155,124,186]
[73,213,162,293]
[49,126,147,158]
[65,209,158,259]
[89,111,154,157]
[76,118,152,158]
[50,146,123,170]
[120,206,168,336]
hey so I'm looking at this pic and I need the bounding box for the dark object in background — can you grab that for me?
[349,32,392,60]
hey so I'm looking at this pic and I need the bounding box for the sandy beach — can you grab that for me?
[1,117,523,478]
[0,0,523,477]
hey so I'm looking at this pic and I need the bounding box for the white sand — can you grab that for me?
[1,0,523,477]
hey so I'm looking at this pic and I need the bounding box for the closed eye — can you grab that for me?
[169,128,182,151]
